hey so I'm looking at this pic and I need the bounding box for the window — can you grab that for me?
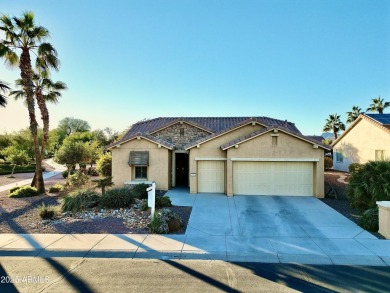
[375,150,386,161]
[336,152,343,163]
[135,166,147,179]
[180,128,184,137]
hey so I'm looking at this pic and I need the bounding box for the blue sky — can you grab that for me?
[0,0,389,135]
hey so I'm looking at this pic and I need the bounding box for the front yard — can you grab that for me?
[0,173,191,234]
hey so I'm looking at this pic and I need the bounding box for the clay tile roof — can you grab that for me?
[108,116,302,149]
[106,132,174,150]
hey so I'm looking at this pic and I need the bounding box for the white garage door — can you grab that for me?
[233,162,313,196]
[198,161,225,193]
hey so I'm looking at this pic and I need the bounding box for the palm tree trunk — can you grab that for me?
[20,49,45,194]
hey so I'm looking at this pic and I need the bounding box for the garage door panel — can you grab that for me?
[233,162,313,196]
[198,161,225,193]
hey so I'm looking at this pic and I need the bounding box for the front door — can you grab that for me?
[175,153,189,186]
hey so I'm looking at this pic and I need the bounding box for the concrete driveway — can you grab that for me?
[167,188,390,265]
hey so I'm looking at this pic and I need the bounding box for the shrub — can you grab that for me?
[87,167,99,176]
[347,161,390,209]
[99,187,134,208]
[324,157,333,170]
[349,163,364,174]
[49,184,65,193]
[79,162,87,169]
[61,190,100,212]
[62,169,75,178]
[9,186,38,198]
[96,153,112,177]
[68,171,90,188]
[155,196,173,208]
[359,208,379,232]
[38,203,57,219]
[130,183,150,199]
[9,186,22,194]
[92,176,114,195]
[149,208,182,234]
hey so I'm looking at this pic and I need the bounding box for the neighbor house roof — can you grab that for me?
[332,113,390,147]
[108,116,301,149]
[221,126,331,151]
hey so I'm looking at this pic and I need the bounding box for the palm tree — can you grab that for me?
[0,81,10,107]
[12,71,67,186]
[323,113,346,140]
[0,12,59,193]
[346,106,363,124]
[366,97,390,114]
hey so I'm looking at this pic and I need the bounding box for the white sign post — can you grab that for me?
[146,182,156,219]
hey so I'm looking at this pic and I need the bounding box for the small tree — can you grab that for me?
[84,141,102,168]
[92,176,114,195]
[96,153,112,177]
[2,146,29,177]
[55,139,86,182]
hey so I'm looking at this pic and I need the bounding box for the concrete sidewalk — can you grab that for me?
[1,233,390,266]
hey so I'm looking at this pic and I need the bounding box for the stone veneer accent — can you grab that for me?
[152,123,211,150]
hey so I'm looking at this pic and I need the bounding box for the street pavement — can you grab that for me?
[0,159,66,193]
[1,258,390,292]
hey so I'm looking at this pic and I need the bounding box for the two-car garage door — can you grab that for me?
[233,161,313,196]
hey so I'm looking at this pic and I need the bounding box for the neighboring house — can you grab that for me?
[332,114,390,172]
[107,117,330,198]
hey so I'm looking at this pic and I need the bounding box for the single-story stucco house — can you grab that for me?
[107,116,330,198]
[332,113,390,172]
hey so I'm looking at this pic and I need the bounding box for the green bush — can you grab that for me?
[61,189,100,212]
[324,157,333,170]
[96,153,112,177]
[99,187,134,208]
[62,169,75,178]
[68,171,90,188]
[346,161,390,209]
[149,208,182,234]
[349,163,364,173]
[9,186,38,198]
[79,162,87,169]
[0,164,43,175]
[38,203,57,219]
[130,183,150,199]
[49,184,65,193]
[155,196,173,208]
[87,167,99,176]
[9,186,22,194]
[359,208,379,231]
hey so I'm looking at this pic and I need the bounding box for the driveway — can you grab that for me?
[167,189,390,265]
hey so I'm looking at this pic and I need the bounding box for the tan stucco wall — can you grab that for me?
[333,119,390,172]
[189,124,264,193]
[225,131,325,198]
[111,138,170,190]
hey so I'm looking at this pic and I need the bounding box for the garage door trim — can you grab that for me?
[231,157,319,162]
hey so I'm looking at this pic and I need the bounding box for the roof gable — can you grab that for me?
[332,114,390,147]
[221,126,331,151]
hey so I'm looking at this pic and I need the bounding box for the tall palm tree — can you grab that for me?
[346,106,363,124]
[12,71,67,164]
[366,97,390,114]
[0,12,59,193]
[0,81,10,107]
[323,113,346,140]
